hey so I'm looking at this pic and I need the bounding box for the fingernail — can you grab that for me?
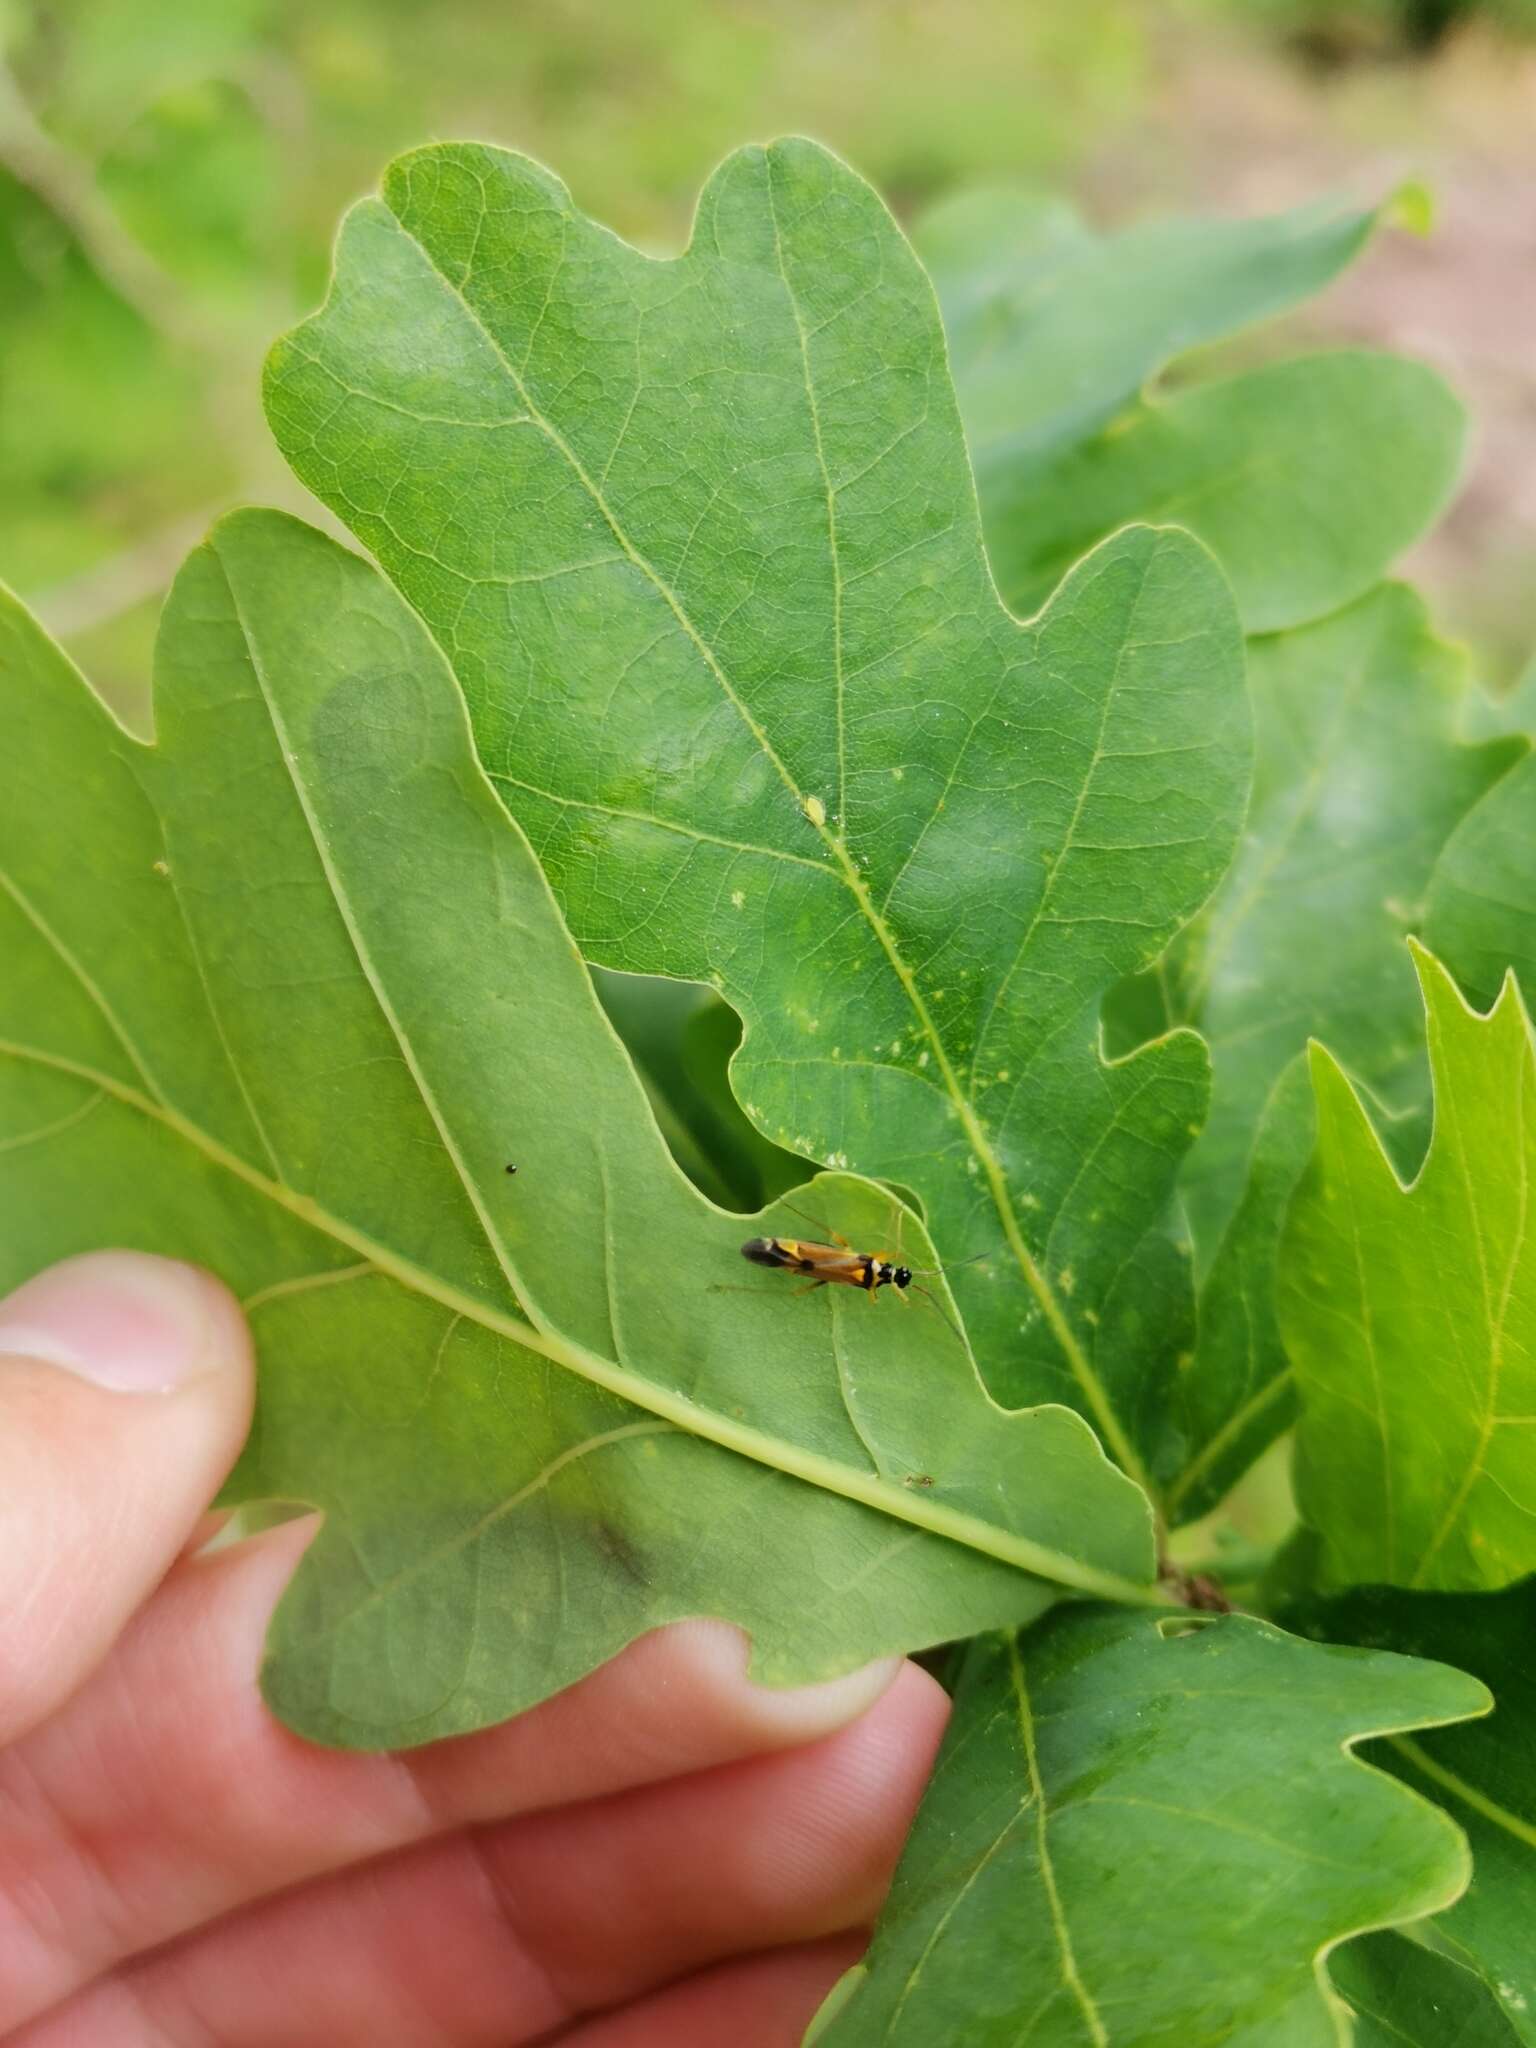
[0,1251,224,1393]
[672,1619,907,1738]
[753,1654,907,1723]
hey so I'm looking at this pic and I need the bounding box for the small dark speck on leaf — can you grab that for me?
[593,1519,650,1586]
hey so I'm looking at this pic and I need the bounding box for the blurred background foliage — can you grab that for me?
[2,0,1534,714]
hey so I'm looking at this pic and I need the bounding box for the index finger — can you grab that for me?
[0,1516,907,2030]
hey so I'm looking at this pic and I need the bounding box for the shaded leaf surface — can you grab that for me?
[973,352,1463,635]
[263,138,1252,1490]
[1172,589,1515,1258]
[1427,751,1536,1013]
[916,189,1461,631]
[1332,1934,1524,2048]
[1165,1054,1314,1525]
[1292,1581,1536,2045]
[815,1607,1485,2048]
[0,509,1158,1748]
[591,966,804,1211]
[1281,948,1536,1594]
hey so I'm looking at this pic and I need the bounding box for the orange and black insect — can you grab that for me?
[741,1231,914,1294]
[739,1203,976,1338]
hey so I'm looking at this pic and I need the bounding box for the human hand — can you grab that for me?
[0,1252,947,2045]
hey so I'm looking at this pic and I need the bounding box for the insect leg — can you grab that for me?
[773,1195,851,1249]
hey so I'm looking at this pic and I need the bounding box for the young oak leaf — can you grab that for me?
[810,1607,1487,2048]
[263,137,1251,1492]
[914,184,1379,467]
[1281,945,1536,1595]
[590,966,804,1212]
[0,509,1158,1749]
[1459,655,1536,746]
[917,186,1463,631]
[959,352,1463,639]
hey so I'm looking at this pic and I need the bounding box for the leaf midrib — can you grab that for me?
[379,163,1148,1491]
[0,1034,1160,1606]
[1009,1634,1110,2047]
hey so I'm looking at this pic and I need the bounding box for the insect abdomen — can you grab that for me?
[741,1236,797,1269]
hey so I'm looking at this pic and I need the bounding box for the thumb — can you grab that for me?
[0,1250,254,1744]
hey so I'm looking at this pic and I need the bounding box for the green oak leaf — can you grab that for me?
[970,353,1464,635]
[916,188,1462,631]
[913,186,1377,462]
[0,508,1161,1749]
[262,138,1253,1492]
[1426,751,1536,1013]
[811,1606,1486,2048]
[1291,1581,1536,2045]
[1331,1934,1525,2048]
[1281,946,1536,1594]
[1125,589,1517,1524]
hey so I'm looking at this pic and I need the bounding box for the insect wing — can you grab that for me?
[797,1245,874,1287]
[739,1236,870,1285]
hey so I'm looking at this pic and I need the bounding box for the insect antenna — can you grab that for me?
[906,1249,989,1278]
[904,1282,970,1346]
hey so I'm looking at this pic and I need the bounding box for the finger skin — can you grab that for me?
[0,1254,254,1747]
[476,1659,946,2014]
[0,1518,911,2028]
[558,1935,866,2048]
[18,1672,943,2047]
[12,1941,868,2048]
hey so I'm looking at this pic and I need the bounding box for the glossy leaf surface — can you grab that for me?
[815,1607,1485,2047]
[1282,949,1536,1594]
[1293,1580,1536,2045]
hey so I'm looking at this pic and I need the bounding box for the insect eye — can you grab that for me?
[895,1266,911,1288]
